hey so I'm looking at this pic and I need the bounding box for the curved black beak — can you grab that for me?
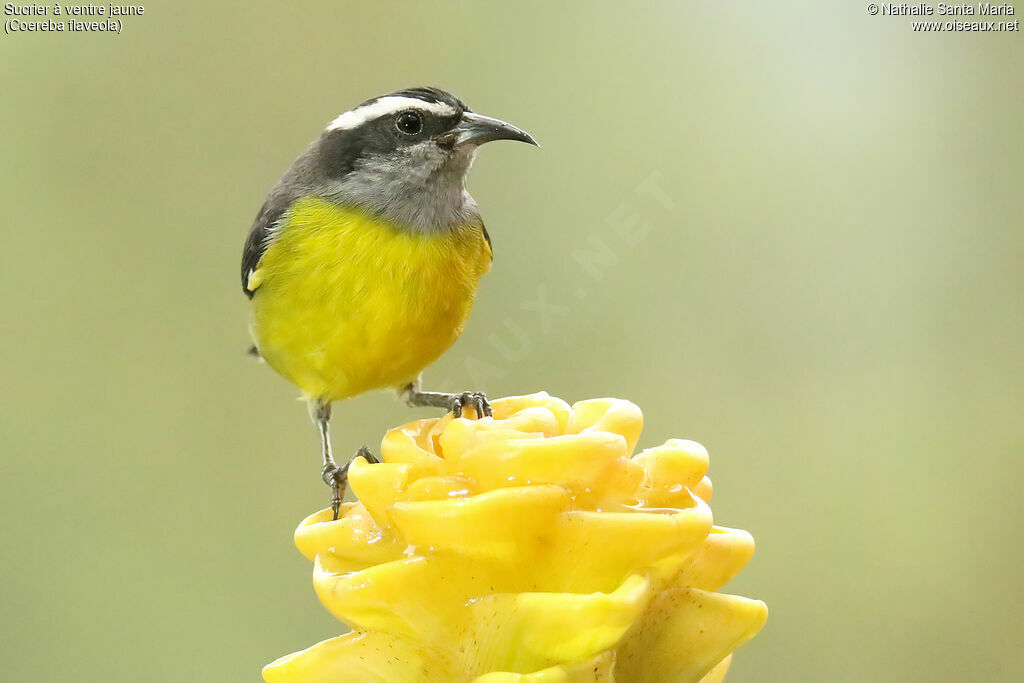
[455,112,539,147]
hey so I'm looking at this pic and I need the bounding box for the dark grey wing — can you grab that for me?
[481,221,493,260]
[241,197,290,297]
[241,141,324,297]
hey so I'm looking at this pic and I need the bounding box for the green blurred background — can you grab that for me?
[2,1,1021,681]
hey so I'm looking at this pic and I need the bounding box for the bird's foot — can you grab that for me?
[403,384,492,419]
[449,391,492,419]
[322,446,379,520]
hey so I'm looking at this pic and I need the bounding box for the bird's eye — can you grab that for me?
[395,111,423,135]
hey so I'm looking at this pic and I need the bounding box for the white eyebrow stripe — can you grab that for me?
[326,97,458,131]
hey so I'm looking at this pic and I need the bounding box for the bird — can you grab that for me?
[241,87,537,518]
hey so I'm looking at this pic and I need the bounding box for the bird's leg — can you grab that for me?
[311,400,344,519]
[402,379,492,419]
[309,400,378,520]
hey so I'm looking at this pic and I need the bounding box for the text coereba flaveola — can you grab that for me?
[241,87,537,517]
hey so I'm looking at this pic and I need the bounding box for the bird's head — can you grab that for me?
[312,87,537,232]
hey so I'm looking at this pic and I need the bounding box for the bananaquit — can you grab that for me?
[241,87,537,517]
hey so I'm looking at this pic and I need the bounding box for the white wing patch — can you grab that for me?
[327,96,457,132]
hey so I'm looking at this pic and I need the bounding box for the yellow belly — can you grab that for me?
[248,197,492,402]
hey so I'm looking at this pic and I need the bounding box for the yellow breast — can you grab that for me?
[248,197,492,401]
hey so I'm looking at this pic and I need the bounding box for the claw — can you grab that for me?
[322,448,379,520]
[448,391,491,419]
[477,393,493,417]
[451,393,464,418]
[355,445,380,464]
[469,392,491,418]
[322,462,349,520]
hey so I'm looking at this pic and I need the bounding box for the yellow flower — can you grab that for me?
[264,393,767,682]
